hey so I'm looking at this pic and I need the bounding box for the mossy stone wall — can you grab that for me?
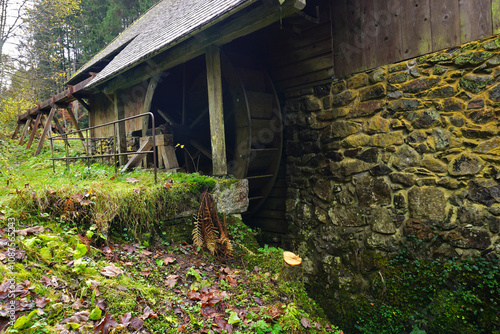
[284,34,500,307]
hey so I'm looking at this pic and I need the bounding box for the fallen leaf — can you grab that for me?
[140,270,151,278]
[96,298,106,310]
[126,177,140,183]
[16,226,44,236]
[301,317,311,328]
[61,311,90,324]
[39,276,58,288]
[122,245,135,253]
[129,317,144,330]
[35,296,49,309]
[94,312,117,334]
[71,298,88,310]
[163,256,176,265]
[165,275,179,288]
[59,294,71,303]
[140,249,153,256]
[141,306,158,320]
[119,313,131,327]
[100,264,124,277]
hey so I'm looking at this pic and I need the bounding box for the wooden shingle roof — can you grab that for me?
[70,0,254,88]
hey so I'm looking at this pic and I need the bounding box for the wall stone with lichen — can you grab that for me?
[284,34,500,302]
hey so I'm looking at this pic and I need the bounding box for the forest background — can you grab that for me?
[0,0,158,133]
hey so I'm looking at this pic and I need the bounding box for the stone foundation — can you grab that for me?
[284,34,500,305]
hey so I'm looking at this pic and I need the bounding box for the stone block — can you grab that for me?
[443,98,465,112]
[467,179,500,206]
[467,97,484,109]
[394,193,406,211]
[369,207,396,234]
[408,109,440,129]
[348,100,384,118]
[355,176,392,207]
[387,72,408,84]
[448,153,484,176]
[393,145,421,170]
[332,90,356,106]
[369,163,392,176]
[370,131,404,147]
[431,128,452,151]
[448,116,465,127]
[474,138,500,155]
[328,205,367,227]
[331,120,362,138]
[461,128,497,139]
[363,117,391,134]
[459,74,493,93]
[341,133,371,148]
[390,172,417,186]
[402,77,440,93]
[421,155,447,173]
[370,69,386,83]
[359,83,386,101]
[339,159,373,176]
[358,148,379,163]
[347,73,369,89]
[447,227,491,250]
[313,178,335,202]
[428,85,456,98]
[467,108,495,124]
[403,219,435,241]
[366,232,399,251]
[408,186,447,221]
[387,99,421,112]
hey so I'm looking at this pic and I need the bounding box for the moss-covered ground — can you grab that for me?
[0,139,341,333]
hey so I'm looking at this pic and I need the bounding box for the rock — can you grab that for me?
[304,96,322,111]
[358,148,380,163]
[487,55,500,66]
[330,120,362,138]
[341,133,371,148]
[393,145,421,170]
[432,128,452,151]
[406,130,428,144]
[344,148,362,158]
[448,116,465,127]
[467,97,484,109]
[359,83,386,101]
[483,38,500,50]
[363,117,390,134]
[370,131,404,147]
[447,227,491,250]
[355,176,392,207]
[488,83,500,101]
[474,138,500,155]
[457,206,500,228]
[387,91,402,99]
[408,186,447,221]
[459,74,493,93]
[387,99,421,112]
[347,73,368,89]
[467,108,495,124]
[370,207,396,234]
[402,77,440,93]
[348,100,384,118]
[408,109,440,129]
[448,153,484,176]
[461,128,497,139]
[332,90,356,106]
[328,205,367,226]
[370,69,386,83]
[428,86,456,98]
[421,155,447,173]
[429,53,452,62]
[339,159,373,176]
[369,163,392,176]
[313,179,334,202]
[467,179,500,206]
[214,179,249,214]
[403,219,435,241]
[443,98,464,112]
[387,72,408,84]
[394,193,406,211]
[331,80,346,95]
[390,173,417,186]
[366,232,398,251]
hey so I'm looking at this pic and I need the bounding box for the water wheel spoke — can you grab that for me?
[190,139,212,160]
[188,107,209,129]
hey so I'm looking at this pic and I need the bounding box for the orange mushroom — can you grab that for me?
[283,251,302,266]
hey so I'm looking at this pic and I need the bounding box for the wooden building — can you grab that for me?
[13,0,500,233]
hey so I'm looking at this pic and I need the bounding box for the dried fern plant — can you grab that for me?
[193,191,232,258]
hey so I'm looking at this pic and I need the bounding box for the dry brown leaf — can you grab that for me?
[59,294,71,303]
[126,177,140,183]
[163,256,176,265]
[16,226,44,236]
[165,274,179,288]
[301,316,311,328]
[71,298,89,310]
[100,264,124,277]
[283,251,302,266]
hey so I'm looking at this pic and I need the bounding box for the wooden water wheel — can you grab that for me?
[163,52,283,216]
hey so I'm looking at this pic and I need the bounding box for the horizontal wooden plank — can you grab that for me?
[276,67,334,90]
[273,52,333,82]
[268,37,332,68]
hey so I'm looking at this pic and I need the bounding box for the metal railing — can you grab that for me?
[49,112,158,183]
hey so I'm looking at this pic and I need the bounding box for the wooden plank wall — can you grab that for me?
[334,0,499,77]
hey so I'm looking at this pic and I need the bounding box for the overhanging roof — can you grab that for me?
[68,0,256,88]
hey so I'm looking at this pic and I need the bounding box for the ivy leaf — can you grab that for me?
[227,311,240,325]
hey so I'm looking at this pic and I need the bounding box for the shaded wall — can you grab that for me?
[284,33,500,309]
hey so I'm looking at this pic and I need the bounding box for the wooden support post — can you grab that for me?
[35,107,56,156]
[11,123,21,139]
[53,115,71,148]
[114,91,127,165]
[65,105,87,153]
[75,97,91,112]
[26,114,42,149]
[18,116,32,146]
[141,76,160,167]
[120,139,153,173]
[205,45,227,175]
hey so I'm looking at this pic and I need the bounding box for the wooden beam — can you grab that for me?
[18,116,32,145]
[35,107,56,156]
[11,123,21,139]
[120,139,153,172]
[205,45,227,175]
[66,104,87,153]
[101,0,301,94]
[142,76,160,135]
[157,108,175,125]
[26,114,42,149]
[52,115,71,149]
[75,97,91,112]
[114,91,127,165]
